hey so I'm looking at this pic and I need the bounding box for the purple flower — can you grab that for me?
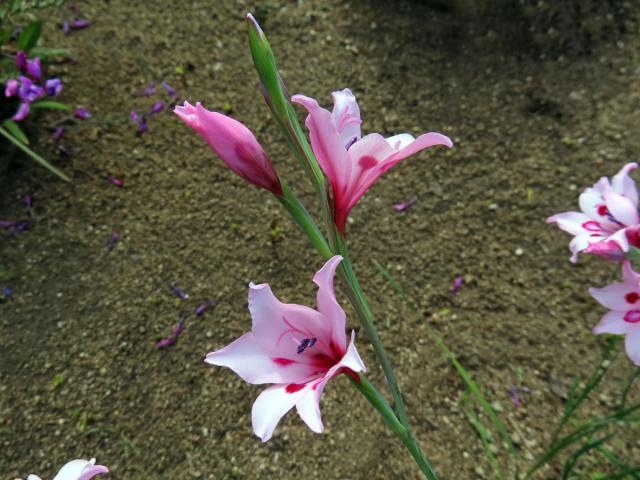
[194,299,216,316]
[74,107,91,119]
[142,83,155,97]
[26,57,41,81]
[5,79,19,97]
[393,196,418,213]
[150,100,165,114]
[15,51,27,71]
[45,78,63,97]
[108,176,124,187]
[54,126,65,142]
[451,276,463,302]
[18,76,44,103]
[13,102,30,122]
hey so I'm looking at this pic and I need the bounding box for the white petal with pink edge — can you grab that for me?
[313,255,347,353]
[611,162,639,206]
[589,282,637,311]
[204,332,320,385]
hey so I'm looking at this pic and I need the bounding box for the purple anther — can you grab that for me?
[296,337,317,354]
[62,21,70,35]
[345,136,358,151]
[161,82,177,100]
[170,282,188,301]
[71,19,92,30]
[509,385,531,409]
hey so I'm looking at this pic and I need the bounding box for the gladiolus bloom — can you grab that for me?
[205,256,366,442]
[547,163,640,262]
[292,89,452,231]
[590,260,640,365]
[26,457,108,480]
[174,101,282,196]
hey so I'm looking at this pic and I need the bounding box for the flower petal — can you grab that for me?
[331,88,362,148]
[546,211,599,236]
[583,239,625,261]
[52,459,107,480]
[205,332,321,384]
[385,133,416,150]
[625,328,640,365]
[248,282,333,357]
[292,94,351,196]
[604,191,639,226]
[589,281,639,311]
[251,381,317,442]
[313,255,347,354]
[579,186,618,230]
[593,311,632,335]
[611,162,638,207]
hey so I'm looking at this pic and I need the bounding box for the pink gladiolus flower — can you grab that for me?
[174,101,283,196]
[205,256,366,442]
[292,89,452,232]
[590,260,640,365]
[26,457,108,480]
[547,163,640,262]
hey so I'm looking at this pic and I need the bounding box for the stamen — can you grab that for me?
[345,136,358,150]
[297,337,318,354]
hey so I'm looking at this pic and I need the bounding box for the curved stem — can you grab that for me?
[335,233,410,427]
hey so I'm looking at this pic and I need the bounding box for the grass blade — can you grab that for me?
[465,408,504,480]
[561,434,613,480]
[3,119,29,144]
[0,125,69,181]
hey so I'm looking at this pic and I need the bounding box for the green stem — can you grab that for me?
[335,234,410,428]
[351,375,438,480]
[278,183,332,260]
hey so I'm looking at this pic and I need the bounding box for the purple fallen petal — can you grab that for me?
[71,19,92,29]
[170,282,188,301]
[107,230,120,252]
[108,176,124,187]
[142,83,155,97]
[156,316,187,349]
[393,196,418,213]
[54,126,65,142]
[62,21,70,35]
[74,107,91,119]
[149,100,165,114]
[15,51,27,71]
[451,276,464,301]
[45,78,63,97]
[194,299,216,316]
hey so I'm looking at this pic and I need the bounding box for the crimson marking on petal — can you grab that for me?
[272,357,296,366]
[624,310,640,323]
[597,204,609,216]
[582,221,605,232]
[626,293,640,304]
[358,155,378,169]
[285,383,306,394]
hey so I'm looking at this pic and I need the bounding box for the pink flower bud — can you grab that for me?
[174,101,282,196]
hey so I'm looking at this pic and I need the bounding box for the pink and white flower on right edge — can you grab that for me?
[547,162,640,262]
[590,260,640,365]
[26,458,108,480]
